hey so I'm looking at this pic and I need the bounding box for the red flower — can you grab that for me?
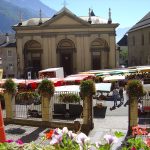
[145,137,150,147]
[46,130,54,139]
[132,126,148,136]
[131,146,136,150]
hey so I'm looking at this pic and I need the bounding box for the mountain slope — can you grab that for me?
[5,0,56,17]
[0,0,56,33]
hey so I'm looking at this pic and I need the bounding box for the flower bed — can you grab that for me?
[0,126,149,150]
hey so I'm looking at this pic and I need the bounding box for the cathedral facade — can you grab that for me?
[13,7,119,78]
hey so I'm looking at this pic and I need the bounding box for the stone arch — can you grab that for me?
[24,40,42,78]
[57,39,76,76]
[90,38,109,70]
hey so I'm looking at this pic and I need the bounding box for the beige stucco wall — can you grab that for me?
[128,27,150,66]
[14,14,118,77]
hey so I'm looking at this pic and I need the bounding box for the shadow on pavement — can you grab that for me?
[20,127,46,143]
[5,128,26,135]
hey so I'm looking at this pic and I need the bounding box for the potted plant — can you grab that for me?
[16,91,40,105]
[93,103,107,118]
[3,78,17,95]
[126,80,145,98]
[126,79,145,134]
[38,79,54,98]
[57,93,82,119]
[38,79,55,121]
[58,93,80,103]
[3,79,17,119]
[80,80,96,130]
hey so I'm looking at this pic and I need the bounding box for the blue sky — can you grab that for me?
[41,0,150,28]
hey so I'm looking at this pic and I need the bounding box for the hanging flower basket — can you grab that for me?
[80,80,96,98]
[16,91,40,105]
[3,79,17,95]
[126,80,145,98]
[58,93,80,103]
[38,79,54,98]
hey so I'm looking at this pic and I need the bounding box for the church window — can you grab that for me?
[7,50,12,57]
[8,63,13,70]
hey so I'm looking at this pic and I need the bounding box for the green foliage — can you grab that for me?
[126,80,144,98]
[3,78,17,94]
[122,137,149,150]
[16,91,40,104]
[114,131,124,138]
[38,79,55,98]
[58,93,80,103]
[80,80,96,98]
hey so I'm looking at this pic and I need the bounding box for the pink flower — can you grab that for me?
[16,139,23,145]
[144,137,150,147]
[5,139,14,143]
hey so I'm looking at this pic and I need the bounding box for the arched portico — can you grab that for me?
[57,39,76,76]
[90,38,109,69]
[24,40,42,79]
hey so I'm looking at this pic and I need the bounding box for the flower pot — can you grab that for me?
[93,106,107,118]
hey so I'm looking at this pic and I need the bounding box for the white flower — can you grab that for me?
[76,132,90,148]
[68,131,77,140]
[95,141,101,148]
[62,127,69,134]
[104,134,118,145]
[50,134,63,145]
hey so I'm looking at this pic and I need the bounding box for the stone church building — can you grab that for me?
[13,7,119,78]
[128,11,150,66]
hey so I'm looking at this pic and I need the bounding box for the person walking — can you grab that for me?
[110,88,120,110]
[117,87,124,107]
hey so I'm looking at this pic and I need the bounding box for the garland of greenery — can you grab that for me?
[58,93,80,103]
[126,79,145,98]
[3,79,17,94]
[38,79,55,98]
[80,80,96,98]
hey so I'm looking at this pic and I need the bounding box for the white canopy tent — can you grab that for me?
[103,75,125,81]
[55,83,112,93]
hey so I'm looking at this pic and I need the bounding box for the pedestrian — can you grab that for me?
[117,87,124,107]
[110,88,120,110]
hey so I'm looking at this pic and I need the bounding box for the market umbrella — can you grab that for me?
[103,75,125,81]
